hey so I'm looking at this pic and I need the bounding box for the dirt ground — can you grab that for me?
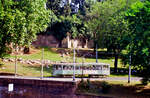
[76,81,150,98]
[106,84,150,98]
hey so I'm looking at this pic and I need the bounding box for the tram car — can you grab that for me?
[52,63,110,77]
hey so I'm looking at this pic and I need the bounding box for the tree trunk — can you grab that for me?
[114,51,118,73]
[24,46,30,54]
[93,40,97,52]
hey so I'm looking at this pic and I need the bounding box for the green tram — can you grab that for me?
[52,63,110,77]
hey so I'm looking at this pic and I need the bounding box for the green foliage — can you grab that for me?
[78,79,90,91]
[47,0,72,16]
[77,80,111,94]
[46,0,93,44]
[0,0,51,57]
[141,76,150,85]
[101,81,111,94]
[87,0,132,73]
[124,0,150,83]
[87,0,129,48]
[47,0,62,16]
[50,15,90,46]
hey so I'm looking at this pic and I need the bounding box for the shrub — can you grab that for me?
[141,77,150,85]
[101,81,111,94]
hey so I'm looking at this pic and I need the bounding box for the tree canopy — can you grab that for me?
[49,15,89,47]
[0,0,52,57]
[86,0,130,72]
[123,0,150,84]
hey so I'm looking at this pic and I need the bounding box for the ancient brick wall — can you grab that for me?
[32,35,59,48]
[32,35,94,48]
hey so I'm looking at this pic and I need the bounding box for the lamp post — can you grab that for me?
[96,43,98,63]
[82,57,84,80]
[41,48,44,79]
[94,32,98,63]
[15,47,17,77]
[128,41,132,83]
[128,54,131,83]
[126,0,131,83]
[73,41,76,81]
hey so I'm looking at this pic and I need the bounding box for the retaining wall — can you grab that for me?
[0,77,77,94]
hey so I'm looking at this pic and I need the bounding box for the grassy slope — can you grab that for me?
[0,61,51,77]
[6,48,63,61]
[0,47,131,77]
[6,47,124,68]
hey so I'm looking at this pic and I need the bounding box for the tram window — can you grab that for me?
[92,65,96,70]
[95,66,97,70]
[103,65,108,70]
[58,66,62,70]
[81,66,85,70]
[71,66,73,70]
[89,66,93,70]
[99,66,102,70]
[76,66,80,70]
[92,66,95,70]
[68,66,72,70]
[53,65,56,70]
[63,66,65,70]
[56,65,58,70]
[86,66,89,70]
[63,66,70,70]
[82,66,84,70]
[66,66,68,70]
[96,66,99,70]
[94,66,102,70]
[85,66,87,70]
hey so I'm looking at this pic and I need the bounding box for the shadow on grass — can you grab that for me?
[76,80,150,97]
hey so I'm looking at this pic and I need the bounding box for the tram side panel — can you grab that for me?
[52,64,110,76]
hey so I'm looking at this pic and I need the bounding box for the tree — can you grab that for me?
[47,0,62,16]
[124,0,150,84]
[50,15,89,47]
[0,0,51,57]
[47,0,72,16]
[87,0,130,73]
[105,14,129,73]
[46,0,92,48]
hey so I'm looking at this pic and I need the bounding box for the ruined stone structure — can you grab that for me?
[32,34,94,48]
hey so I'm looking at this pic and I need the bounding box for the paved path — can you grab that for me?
[0,76,142,82]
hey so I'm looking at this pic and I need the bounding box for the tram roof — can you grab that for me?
[52,62,110,66]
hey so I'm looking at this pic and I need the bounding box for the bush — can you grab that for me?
[141,77,150,85]
[77,80,111,94]
[101,81,111,94]
[78,79,88,91]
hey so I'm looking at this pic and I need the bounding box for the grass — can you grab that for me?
[6,48,64,61]
[1,47,136,77]
[107,80,141,85]
[5,47,125,68]
[0,61,52,77]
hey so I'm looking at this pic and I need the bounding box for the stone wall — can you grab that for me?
[32,35,59,48]
[0,77,77,94]
[32,35,94,48]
